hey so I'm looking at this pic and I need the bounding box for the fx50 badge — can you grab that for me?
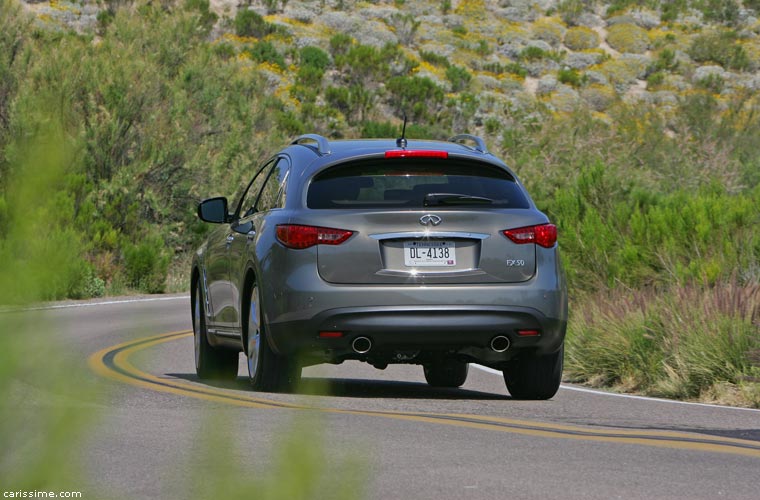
[506,259,525,267]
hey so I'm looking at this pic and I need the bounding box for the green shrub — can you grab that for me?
[244,41,286,68]
[335,44,389,85]
[649,48,678,72]
[475,39,490,56]
[325,86,351,115]
[548,163,760,289]
[604,0,647,15]
[213,42,236,60]
[557,0,592,25]
[300,46,331,71]
[689,30,750,70]
[646,70,665,89]
[606,23,649,54]
[276,109,307,135]
[445,64,472,91]
[235,9,279,38]
[661,0,688,23]
[329,33,353,56]
[563,26,600,50]
[183,0,218,29]
[296,65,324,88]
[484,117,500,135]
[96,8,116,32]
[70,266,106,299]
[519,46,550,61]
[123,233,170,294]
[386,76,444,121]
[481,61,528,78]
[557,67,587,87]
[361,120,398,138]
[696,73,725,93]
[700,0,740,25]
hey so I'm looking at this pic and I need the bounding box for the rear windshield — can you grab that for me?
[307,159,530,209]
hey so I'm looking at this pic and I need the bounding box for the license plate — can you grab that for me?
[403,241,456,267]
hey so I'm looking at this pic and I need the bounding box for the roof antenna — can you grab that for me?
[396,114,408,148]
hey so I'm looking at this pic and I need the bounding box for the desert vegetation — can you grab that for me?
[1,0,758,405]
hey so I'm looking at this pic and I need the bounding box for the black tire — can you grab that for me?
[423,361,469,388]
[193,282,239,381]
[246,284,301,393]
[502,346,564,400]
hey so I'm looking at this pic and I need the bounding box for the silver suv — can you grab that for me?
[192,134,567,399]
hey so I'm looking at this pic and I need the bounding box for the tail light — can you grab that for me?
[503,224,557,248]
[276,224,353,249]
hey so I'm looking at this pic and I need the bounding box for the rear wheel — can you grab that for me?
[423,361,469,388]
[246,284,301,393]
[502,346,563,400]
[193,282,239,381]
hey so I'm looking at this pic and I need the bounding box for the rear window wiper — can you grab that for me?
[423,192,494,206]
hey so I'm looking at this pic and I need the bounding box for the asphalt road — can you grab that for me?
[6,295,760,500]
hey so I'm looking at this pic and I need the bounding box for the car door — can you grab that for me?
[227,157,288,329]
[205,160,275,330]
[204,220,235,327]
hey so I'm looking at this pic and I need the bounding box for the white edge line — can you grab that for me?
[2,295,190,313]
[472,364,760,414]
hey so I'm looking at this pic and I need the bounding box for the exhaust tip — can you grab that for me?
[490,335,511,353]
[352,336,372,354]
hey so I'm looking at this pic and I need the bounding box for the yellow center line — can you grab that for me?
[88,331,760,459]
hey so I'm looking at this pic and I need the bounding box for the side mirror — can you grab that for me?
[198,197,230,224]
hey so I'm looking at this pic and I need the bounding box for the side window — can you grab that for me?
[256,159,290,213]
[236,159,276,219]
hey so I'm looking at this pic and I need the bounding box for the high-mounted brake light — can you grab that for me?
[385,150,449,159]
[503,224,557,248]
[276,224,353,249]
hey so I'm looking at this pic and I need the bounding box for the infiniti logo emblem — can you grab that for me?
[419,214,442,226]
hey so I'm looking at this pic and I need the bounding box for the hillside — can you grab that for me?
[23,1,760,114]
[1,0,759,406]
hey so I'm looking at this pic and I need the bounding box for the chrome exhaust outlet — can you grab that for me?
[490,335,511,353]
[352,336,372,354]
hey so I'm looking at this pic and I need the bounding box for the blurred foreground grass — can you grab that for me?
[0,107,96,492]
[0,104,365,499]
[188,412,366,500]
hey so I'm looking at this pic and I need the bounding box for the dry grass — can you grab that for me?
[566,282,760,407]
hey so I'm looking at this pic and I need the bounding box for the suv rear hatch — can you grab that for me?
[302,156,550,285]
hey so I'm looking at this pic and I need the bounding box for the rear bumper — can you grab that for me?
[267,303,566,365]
